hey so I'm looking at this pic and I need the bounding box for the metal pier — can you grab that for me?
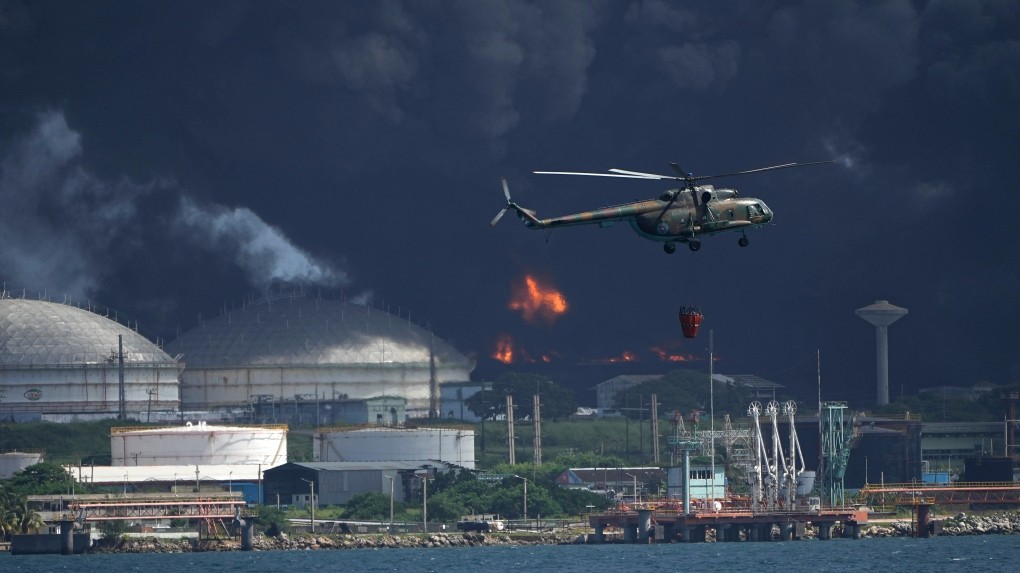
[588,506,868,543]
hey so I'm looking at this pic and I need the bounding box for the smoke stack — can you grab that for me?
[855,300,908,406]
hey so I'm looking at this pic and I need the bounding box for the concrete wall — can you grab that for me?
[10,533,91,555]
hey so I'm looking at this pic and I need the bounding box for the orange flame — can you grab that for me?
[509,275,568,323]
[492,334,539,364]
[650,346,698,362]
[493,334,514,364]
[593,350,638,363]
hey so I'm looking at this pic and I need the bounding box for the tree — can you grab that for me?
[344,492,403,520]
[4,462,77,496]
[0,485,44,536]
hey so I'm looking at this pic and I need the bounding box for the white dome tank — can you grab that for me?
[110,422,287,467]
[164,295,474,417]
[313,427,475,469]
[0,298,182,421]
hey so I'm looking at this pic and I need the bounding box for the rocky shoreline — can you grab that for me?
[86,512,1020,553]
[864,511,1020,538]
[88,531,581,553]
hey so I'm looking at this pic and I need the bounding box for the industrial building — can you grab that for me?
[594,375,661,414]
[65,463,263,502]
[555,467,665,501]
[439,381,492,422]
[313,426,476,469]
[165,294,474,419]
[262,460,460,507]
[250,395,406,426]
[0,297,182,422]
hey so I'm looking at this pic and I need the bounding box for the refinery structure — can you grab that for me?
[4,291,1019,549]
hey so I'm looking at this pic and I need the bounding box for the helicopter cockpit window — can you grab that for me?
[747,204,760,217]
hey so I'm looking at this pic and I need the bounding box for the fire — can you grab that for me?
[593,350,638,363]
[650,346,698,362]
[493,334,514,364]
[509,275,568,323]
[492,334,538,364]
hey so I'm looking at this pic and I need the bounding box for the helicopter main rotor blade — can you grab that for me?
[690,160,836,182]
[607,168,675,179]
[533,170,666,179]
[490,208,508,226]
[668,163,691,178]
[501,177,512,201]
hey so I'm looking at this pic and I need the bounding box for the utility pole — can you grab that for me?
[650,394,660,464]
[709,330,715,509]
[506,394,516,465]
[300,478,315,533]
[533,394,542,466]
[117,335,126,420]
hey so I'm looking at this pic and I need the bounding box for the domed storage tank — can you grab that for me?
[110,421,287,466]
[165,294,475,418]
[0,451,44,479]
[0,297,182,421]
[313,427,475,469]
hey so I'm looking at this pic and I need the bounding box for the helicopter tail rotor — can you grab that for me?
[490,178,513,226]
[491,178,542,228]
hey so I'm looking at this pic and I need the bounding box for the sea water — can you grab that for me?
[1,535,1017,573]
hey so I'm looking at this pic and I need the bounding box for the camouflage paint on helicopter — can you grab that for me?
[491,161,829,253]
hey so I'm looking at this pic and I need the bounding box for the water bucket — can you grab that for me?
[678,306,703,338]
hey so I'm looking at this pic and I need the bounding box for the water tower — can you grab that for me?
[855,300,908,406]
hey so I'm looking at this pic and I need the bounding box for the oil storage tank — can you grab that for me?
[111,421,287,466]
[0,451,44,479]
[313,427,475,469]
[0,297,181,421]
[165,294,475,418]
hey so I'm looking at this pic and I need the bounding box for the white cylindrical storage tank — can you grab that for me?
[110,422,288,467]
[0,298,182,422]
[796,470,816,496]
[313,427,475,469]
[0,451,44,479]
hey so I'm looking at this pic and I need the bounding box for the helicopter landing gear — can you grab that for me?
[738,234,749,247]
[663,242,676,254]
[688,240,701,252]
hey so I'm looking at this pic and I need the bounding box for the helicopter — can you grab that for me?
[491,160,834,253]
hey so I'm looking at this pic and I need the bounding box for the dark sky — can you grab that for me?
[1,1,1017,407]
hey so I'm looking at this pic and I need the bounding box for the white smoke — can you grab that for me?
[0,111,350,298]
[174,196,349,287]
[0,111,156,298]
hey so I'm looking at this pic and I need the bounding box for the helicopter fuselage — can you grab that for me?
[493,159,828,253]
[520,185,773,247]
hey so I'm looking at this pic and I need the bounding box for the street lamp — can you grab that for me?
[228,471,233,495]
[387,475,395,532]
[416,466,432,534]
[299,477,315,533]
[511,475,528,525]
